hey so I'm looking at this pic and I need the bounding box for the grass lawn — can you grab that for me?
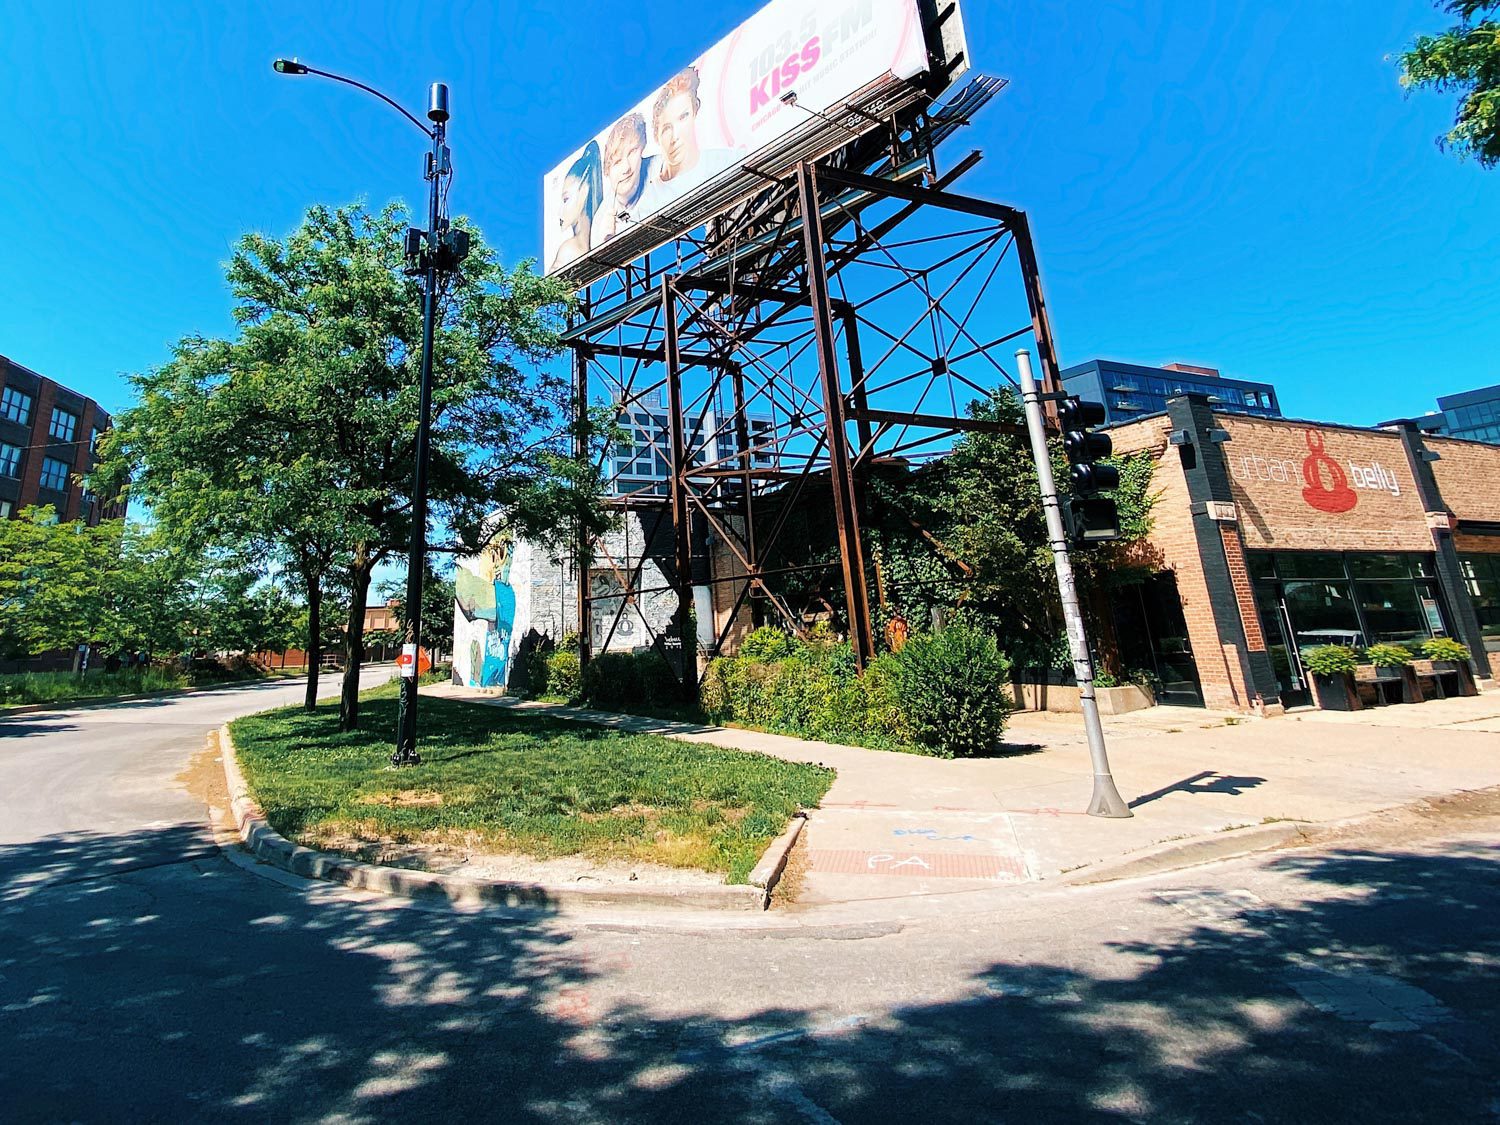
[229,683,835,885]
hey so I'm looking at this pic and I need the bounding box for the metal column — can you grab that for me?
[662,278,698,696]
[796,162,877,667]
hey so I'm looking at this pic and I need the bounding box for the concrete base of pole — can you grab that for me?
[1088,774,1133,818]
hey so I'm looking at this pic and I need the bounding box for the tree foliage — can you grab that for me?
[97,201,606,726]
[1401,0,1500,167]
[865,389,1156,669]
[0,506,292,663]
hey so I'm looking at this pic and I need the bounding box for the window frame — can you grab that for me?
[39,455,71,492]
[1,387,33,425]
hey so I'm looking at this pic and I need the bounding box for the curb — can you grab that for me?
[1062,821,1313,886]
[218,724,782,912]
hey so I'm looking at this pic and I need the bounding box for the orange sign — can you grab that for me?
[396,647,433,674]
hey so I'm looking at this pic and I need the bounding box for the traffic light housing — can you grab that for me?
[1058,396,1121,545]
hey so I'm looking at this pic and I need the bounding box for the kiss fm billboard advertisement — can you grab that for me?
[543,0,935,279]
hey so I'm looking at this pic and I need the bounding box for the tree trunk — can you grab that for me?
[303,573,322,712]
[339,547,374,731]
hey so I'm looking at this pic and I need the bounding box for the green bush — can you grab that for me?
[701,623,1013,757]
[1363,643,1413,668]
[888,623,1012,758]
[545,650,581,699]
[417,662,453,686]
[1421,636,1471,663]
[1302,645,1358,677]
[739,625,798,662]
[579,650,681,711]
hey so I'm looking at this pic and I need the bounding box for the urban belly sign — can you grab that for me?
[1229,427,1405,515]
[541,0,959,285]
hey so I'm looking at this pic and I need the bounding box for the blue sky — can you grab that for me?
[1,0,1495,428]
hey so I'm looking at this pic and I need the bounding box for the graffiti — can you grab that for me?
[893,827,979,842]
[866,853,932,870]
[454,537,519,688]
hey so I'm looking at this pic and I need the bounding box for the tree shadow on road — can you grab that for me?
[1,826,1497,1123]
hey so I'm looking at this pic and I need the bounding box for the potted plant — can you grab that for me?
[1363,642,1419,703]
[1421,636,1477,697]
[1303,644,1361,711]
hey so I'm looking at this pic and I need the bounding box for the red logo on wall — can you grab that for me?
[1300,430,1358,514]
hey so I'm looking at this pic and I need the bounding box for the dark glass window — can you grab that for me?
[1274,553,1347,581]
[0,441,19,477]
[49,407,78,443]
[1,387,31,425]
[39,455,70,492]
[1347,555,1411,580]
[1460,554,1500,653]
[1247,552,1277,580]
[1355,580,1430,644]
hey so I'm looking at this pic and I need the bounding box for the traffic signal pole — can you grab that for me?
[1016,349,1131,818]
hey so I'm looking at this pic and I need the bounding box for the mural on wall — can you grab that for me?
[453,536,519,688]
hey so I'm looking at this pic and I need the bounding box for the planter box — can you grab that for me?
[1312,672,1361,711]
[1016,682,1156,715]
[1429,659,1479,697]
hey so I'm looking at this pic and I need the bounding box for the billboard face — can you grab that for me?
[543,0,933,279]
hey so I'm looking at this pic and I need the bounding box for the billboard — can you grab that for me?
[543,0,954,282]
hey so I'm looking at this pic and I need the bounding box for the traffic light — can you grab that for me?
[1058,396,1121,545]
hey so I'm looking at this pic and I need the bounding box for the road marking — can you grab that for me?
[807,848,1026,880]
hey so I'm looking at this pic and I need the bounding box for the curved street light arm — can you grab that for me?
[277,60,435,139]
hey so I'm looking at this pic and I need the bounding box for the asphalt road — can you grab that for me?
[2,680,1498,1123]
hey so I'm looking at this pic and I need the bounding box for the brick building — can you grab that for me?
[1107,394,1499,713]
[0,354,125,525]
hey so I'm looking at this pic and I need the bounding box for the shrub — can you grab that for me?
[739,625,798,662]
[1421,636,1471,663]
[889,622,1012,758]
[545,650,581,699]
[579,650,681,711]
[418,661,453,686]
[1302,645,1358,677]
[1364,643,1413,668]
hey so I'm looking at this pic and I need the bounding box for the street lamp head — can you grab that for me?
[427,83,450,124]
[273,58,310,75]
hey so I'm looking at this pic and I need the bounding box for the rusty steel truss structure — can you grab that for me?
[567,75,1067,690]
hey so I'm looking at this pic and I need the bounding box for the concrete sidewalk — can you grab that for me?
[424,683,1500,908]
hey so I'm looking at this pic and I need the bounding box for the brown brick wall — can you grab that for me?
[1107,418,1254,711]
[1454,533,1500,555]
[1427,436,1500,523]
[1216,416,1430,552]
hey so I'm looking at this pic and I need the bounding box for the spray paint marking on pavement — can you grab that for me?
[807,849,1027,880]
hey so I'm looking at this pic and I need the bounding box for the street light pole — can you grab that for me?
[272,59,454,768]
[392,84,450,768]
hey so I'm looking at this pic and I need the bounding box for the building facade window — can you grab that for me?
[1459,553,1500,657]
[1248,551,1450,707]
[1,387,33,425]
[39,455,71,492]
[0,499,11,519]
[49,407,78,443]
[0,441,20,477]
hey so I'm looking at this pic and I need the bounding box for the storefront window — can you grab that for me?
[1283,581,1364,650]
[1459,554,1500,654]
[1274,553,1347,581]
[1250,551,1451,660]
[1354,580,1430,644]
[1346,555,1412,580]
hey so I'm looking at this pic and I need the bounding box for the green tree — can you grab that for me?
[1401,1,1500,167]
[865,389,1155,670]
[380,561,457,659]
[99,201,604,729]
[0,507,117,664]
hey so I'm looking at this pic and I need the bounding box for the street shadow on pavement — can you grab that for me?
[1,825,1497,1122]
[1128,769,1268,808]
